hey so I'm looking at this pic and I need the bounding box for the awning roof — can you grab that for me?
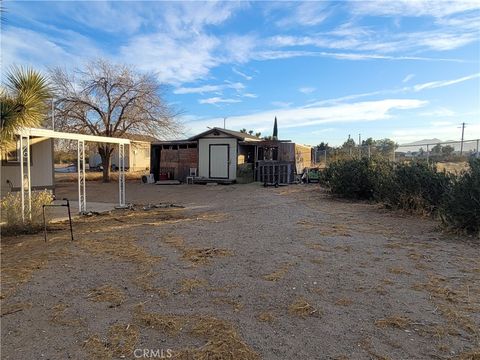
[15,128,130,144]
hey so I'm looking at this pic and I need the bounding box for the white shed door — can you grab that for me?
[209,144,229,179]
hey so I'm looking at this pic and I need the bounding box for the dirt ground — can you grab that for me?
[1,181,479,360]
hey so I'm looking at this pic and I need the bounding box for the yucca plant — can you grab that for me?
[0,66,52,150]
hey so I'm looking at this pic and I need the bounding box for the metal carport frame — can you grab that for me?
[15,128,130,220]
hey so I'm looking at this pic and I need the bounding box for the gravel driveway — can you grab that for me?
[1,182,479,359]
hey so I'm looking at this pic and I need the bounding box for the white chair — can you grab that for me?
[186,168,197,184]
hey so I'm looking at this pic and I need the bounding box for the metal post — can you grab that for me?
[476,139,479,158]
[19,135,32,222]
[25,136,31,219]
[119,143,126,207]
[460,122,465,155]
[51,99,55,131]
[77,140,86,213]
[19,136,25,223]
[426,144,430,165]
[324,149,327,165]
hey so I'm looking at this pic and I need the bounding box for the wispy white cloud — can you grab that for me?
[174,82,245,95]
[119,33,219,85]
[198,97,242,105]
[413,73,480,91]
[349,0,480,19]
[275,2,332,27]
[299,87,316,94]
[187,99,427,134]
[243,93,258,98]
[232,67,253,80]
[402,74,415,83]
[420,108,455,117]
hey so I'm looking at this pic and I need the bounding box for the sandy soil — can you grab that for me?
[1,182,479,360]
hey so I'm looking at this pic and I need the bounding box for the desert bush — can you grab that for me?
[380,162,452,214]
[320,158,392,200]
[440,159,480,235]
[321,158,479,234]
[1,190,53,233]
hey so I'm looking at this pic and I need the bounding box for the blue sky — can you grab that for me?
[2,0,479,145]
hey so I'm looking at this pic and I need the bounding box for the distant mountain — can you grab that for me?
[400,138,443,146]
[398,138,477,153]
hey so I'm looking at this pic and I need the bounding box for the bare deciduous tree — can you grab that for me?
[50,59,180,182]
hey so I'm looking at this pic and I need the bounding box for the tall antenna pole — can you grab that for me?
[460,122,466,155]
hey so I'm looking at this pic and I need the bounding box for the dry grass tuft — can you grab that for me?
[454,348,480,360]
[263,263,293,281]
[388,266,412,275]
[78,236,160,265]
[1,302,32,316]
[134,307,259,360]
[84,334,113,359]
[178,316,260,360]
[437,303,477,335]
[212,297,244,312]
[181,247,233,265]
[256,311,275,323]
[84,324,139,360]
[335,298,353,306]
[108,324,140,358]
[180,278,208,293]
[288,297,320,318]
[161,234,233,265]
[375,316,412,329]
[87,285,125,307]
[133,268,170,297]
[134,304,182,335]
[50,303,84,327]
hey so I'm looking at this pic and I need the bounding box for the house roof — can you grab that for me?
[188,127,262,141]
[120,133,158,143]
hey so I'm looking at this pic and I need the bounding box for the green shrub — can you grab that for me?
[321,158,393,200]
[381,162,452,214]
[321,158,478,234]
[1,190,53,233]
[441,159,480,235]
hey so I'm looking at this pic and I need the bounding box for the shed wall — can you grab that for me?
[198,137,237,180]
[1,138,54,195]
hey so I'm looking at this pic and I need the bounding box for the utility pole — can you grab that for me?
[459,122,466,155]
[358,133,361,159]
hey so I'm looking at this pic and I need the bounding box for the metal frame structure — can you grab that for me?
[118,143,126,207]
[19,135,32,221]
[77,140,86,213]
[15,128,130,221]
